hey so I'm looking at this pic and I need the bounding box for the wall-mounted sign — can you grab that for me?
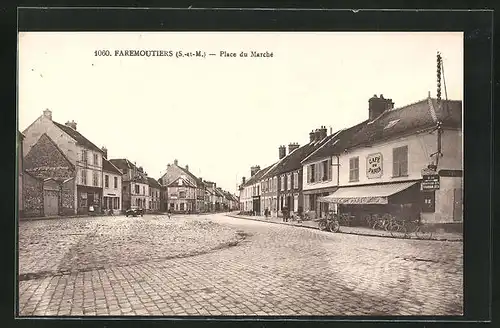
[366,153,383,179]
[421,174,440,190]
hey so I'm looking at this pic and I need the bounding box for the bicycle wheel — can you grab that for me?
[318,220,327,231]
[415,228,433,240]
[328,220,340,233]
[389,222,403,237]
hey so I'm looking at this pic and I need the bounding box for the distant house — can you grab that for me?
[109,159,150,211]
[22,133,76,217]
[22,109,105,214]
[147,177,162,212]
[159,159,206,212]
[102,151,123,215]
[166,176,197,213]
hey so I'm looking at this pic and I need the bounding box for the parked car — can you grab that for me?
[125,208,144,217]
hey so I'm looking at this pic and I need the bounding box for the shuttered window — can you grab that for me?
[393,146,409,177]
[349,157,359,182]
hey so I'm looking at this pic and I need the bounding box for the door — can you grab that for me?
[44,190,59,216]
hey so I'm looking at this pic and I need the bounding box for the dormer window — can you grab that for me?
[384,119,400,130]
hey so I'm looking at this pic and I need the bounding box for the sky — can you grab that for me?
[18,32,463,194]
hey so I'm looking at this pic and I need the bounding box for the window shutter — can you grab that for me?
[315,163,320,182]
[328,158,332,180]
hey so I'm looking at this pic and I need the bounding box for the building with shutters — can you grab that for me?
[102,152,123,215]
[109,159,150,211]
[308,94,462,225]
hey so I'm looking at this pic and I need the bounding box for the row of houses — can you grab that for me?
[239,93,463,225]
[18,109,239,218]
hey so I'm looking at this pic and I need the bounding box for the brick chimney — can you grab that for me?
[250,165,260,177]
[101,146,107,159]
[314,129,321,142]
[288,142,300,153]
[65,120,77,130]
[319,126,327,140]
[242,177,246,185]
[174,159,178,166]
[309,130,315,143]
[369,94,394,121]
[279,145,286,159]
[43,108,52,120]
[185,165,189,171]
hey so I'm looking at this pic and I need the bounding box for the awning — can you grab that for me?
[318,181,419,205]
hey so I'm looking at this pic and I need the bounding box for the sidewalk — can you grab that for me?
[226,214,462,242]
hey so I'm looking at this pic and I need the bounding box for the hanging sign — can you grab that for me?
[421,165,440,190]
[366,153,383,179]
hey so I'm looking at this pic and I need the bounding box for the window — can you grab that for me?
[135,184,140,194]
[349,157,359,182]
[114,177,118,189]
[81,169,87,185]
[280,176,285,191]
[143,186,145,195]
[293,172,299,189]
[179,191,186,198]
[92,171,99,186]
[114,197,120,209]
[287,174,291,190]
[322,160,330,181]
[104,175,109,188]
[81,150,88,164]
[393,146,408,177]
[308,164,316,183]
[273,177,277,191]
[93,153,99,165]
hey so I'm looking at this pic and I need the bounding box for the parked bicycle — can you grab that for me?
[389,218,433,239]
[317,212,340,233]
[338,213,355,226]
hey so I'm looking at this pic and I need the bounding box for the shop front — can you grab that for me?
[319,181,421,226]
[102,192,120,214]
[303,187,338,219]
[77,186,102,214]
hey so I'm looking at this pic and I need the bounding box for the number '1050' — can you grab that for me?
[94,50,112,56]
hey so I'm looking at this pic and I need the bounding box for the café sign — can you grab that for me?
[366,153,383,179]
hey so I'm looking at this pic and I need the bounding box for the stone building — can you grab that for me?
[22,109,105,214]
[147,177,162,212]
[109,159,150,211]
[22,133,76,217]
[166,176,197,213]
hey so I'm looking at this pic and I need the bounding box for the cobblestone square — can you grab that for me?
[18,213,463,317]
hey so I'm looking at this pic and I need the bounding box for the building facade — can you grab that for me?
[148,177,162,212]
[309,94,462,225]
[22,133,76,217]
[22,109,105,214]
[109,159,150,211]
[102,153,122,215]
[166,176,197,212]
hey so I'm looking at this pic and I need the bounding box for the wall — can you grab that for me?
[60,178,76,215]
[303,156,339,190]
[23,116,78,162]
[337,129,462,186]
[421,176,463,224]
[22,173,43,217]
[103,171,122,212]
[76,146,103,188]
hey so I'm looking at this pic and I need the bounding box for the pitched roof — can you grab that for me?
[241,163,276,187]
[166,176,197,188]
[302,121,367,164]
[53,121,103,154]
[24,133,75,174]
[303,97,462,164]
[265,135,332,176]
[147,177,162,189]
[102,158,122,175]
[346,98,461,150]
[109,158,148,183]
[175,165,205,188]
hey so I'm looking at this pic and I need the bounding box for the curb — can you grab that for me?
[225,215,462,242]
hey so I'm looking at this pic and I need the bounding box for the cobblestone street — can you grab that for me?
[18,213,463,317]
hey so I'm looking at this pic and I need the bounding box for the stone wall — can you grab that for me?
[22,173,43,218]
[61,179,76,215]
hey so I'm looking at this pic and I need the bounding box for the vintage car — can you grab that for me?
[125,207,144,217]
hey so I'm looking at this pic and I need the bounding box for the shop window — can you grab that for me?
[393,145,408,177]
[349,157,359,182]
[421,191,435,213]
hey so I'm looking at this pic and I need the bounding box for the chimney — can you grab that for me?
[314,129,321,142]
[250,165,260,177]
[65,120,77,130]
[288,142,300,153]
[279,145,286,159]
[101,146,108,159]
[242,177,246,185]
[309,130,315,143]
[369,94,394,120]
[185,165,189,171]
[174,159,178,166]
[319,126,327,140]
[43,109,52,120]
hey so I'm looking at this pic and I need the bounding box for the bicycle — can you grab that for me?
[338,213,354,227]
[317,212,340,233]
[389,218,433,240]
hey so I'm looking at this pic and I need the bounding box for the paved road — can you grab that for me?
[18,213,463,316]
